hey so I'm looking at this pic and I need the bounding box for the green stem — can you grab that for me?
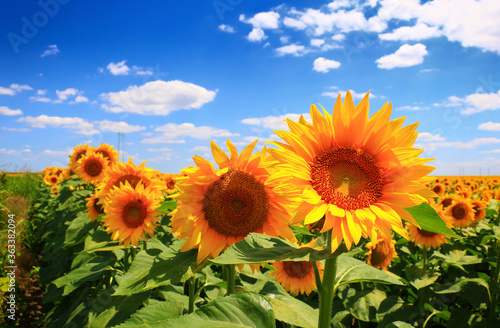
[318,255,340,328]
[143,239,148,251]
[123,247,130,271]
[312,260,324,295]
[188,277,196,313]
[226,264,236,295]
[418,247,429,313]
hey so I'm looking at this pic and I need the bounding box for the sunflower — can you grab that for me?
[170,139,297,264]
[95,143,120,167]
[270,260,323,295]
[96,158,163,205]
[70,144,91,169]
[74,152,109,185]
[50,185,60,196]
[267,91,435,251]
[408,204,450,248]
[86,192,105,221]
[431,183,445,197]
[438,196,454,209]
[161,173,179,195]
[445,197,476,228]
[102,182,163,247]
[471,199,486,223]
[44,174,60,186]
[365,234,398,270]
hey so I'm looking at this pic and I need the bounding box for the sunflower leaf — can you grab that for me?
[335,255,404,288]
[404,203,459,238]
[162,292,276,328]
[111,299,184,328]
[264,294,318,328]
[405,265,440,290]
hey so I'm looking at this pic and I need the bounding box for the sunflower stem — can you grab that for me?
[123,247,130,271]
[318,254,339,328]
[318,229,339,328]
[188,277,196,313]
[226,264,236,295]
[312,260,324,295]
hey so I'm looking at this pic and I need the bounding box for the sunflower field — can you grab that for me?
[2,92,500,328]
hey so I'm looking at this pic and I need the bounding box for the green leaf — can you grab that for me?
[88,287,151,328]
[343,289,404,323]
[335,255,404,289]
[404,203,459,238]
[113,239,201,296]
[65,212,96,248]
[433,250,482,271]
[381,322,415,328]
[434,278,490,295]
[83,228,122,253]
[164,292,275,328]
[211,233,345,265]
[405,265,440,290]
[265,294,318,328]
[113,300,185,328]
[157,199,177,214]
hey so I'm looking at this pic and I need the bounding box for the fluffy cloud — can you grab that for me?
[396,105,429,111]
[0,106,23,116]
[240,11,280,29]
[0,84,32,96]
[275,44,308,56]
[313,57,341,73]
[100,80,217,115]
[17,115,145,135]
[218,24,235,33]
[478,121,500,131]
[241,113,311,130]
[379,23,442,41]
[106,60,152,76]
[41,44,60,57]
[247,28,267,42]
[30,88,89,104]
[142,123,238,143]
[416,132,445,142]
[0,148,31,155]
[375,43,428,69]
[460,90,500,114]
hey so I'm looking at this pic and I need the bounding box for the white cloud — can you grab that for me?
[283,17,307,30]
[247,28,267,42]
[147,147,173,152]
[480,149,500,154]
[280,36,290,44]
[0,84,32,96]
[218,24,235,33]
[30,96,51,102]
[241,113,311,130]
[142,122,238,143]
[0,148,31,155]
[41,44,59,57]
[55,88,78,101]
[331,33,345,41]
[478,122,500,131]
[379,23,442,41]
[17,115,145,135]
[37,89,47,95]
[30,88,88,104]
[313,57,341,73]
[2,127,31,132]
[42,149,72,156]
[417,137,500,150]
[322,88,374,100]
[0,106,23,116]
[190,146,210,152]
[310,38,325,47]
[460,90,500,114]
[107,60,130,75]
[396,105,429,111]
[240,11,280,29]
[375,43,428,69]
[420,68,438,73]
[275,44,308,56]
[416,132,445,142]
[100,80,217,115]
[74,95,89,103]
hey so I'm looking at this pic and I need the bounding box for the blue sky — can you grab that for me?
[1,0,500,175]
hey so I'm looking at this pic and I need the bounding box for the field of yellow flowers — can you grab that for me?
[2,92,500,328]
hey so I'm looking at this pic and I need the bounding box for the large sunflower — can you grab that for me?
[267,91,435,250]
[102,182,163,247]
[74,152,109,185]
[170,139,297,264]
[95,143,120,167]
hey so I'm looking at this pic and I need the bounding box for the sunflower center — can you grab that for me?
[418,228,437,237]
[202,170,269,237]
[432,185,443,194]
[283,261,312,279]
[311,147,383,210]
[122,200,147,228]
[75,150,87,162]
[451,203,467,220]
[85,159,103,177]
[440,197,453,208]
[370,241,390,266]
[94,198,105,214]
[114,174,143,189]
[50,176,58,183]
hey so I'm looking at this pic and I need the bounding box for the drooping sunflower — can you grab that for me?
[445,197,476,228]
[86,192,105,221]
[96,158,163,205]
[408,204,450,249]
[102,182,163,247]
[365,234,398,270]
[70,144,91,169]
[74,152,109,185]
[270,260,323,295]
[170,139,297,264]
[267,91,435,251]
[95,143,120,167]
